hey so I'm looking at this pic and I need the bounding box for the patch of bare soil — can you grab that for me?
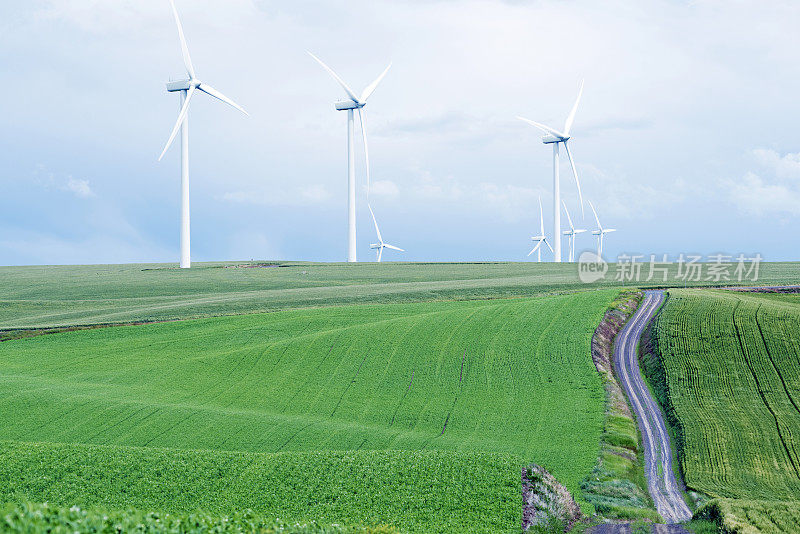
[591,292,642,418]
[723,285,800,293]
[222,263,280,269]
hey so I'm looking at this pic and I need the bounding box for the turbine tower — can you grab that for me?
[309,52,391,263]
[159,0,248,269]
[368,205,404,262]
[562,200,586,263]
[528,196,553,262]
[518,80,585,263]
[589,200,616,258]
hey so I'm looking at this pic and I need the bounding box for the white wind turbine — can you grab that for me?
[562,200,586,263]
[528,196,553,262]
[518,80,585,263]
[368,205,404,262]
[158,0,248,269]
[309,52,391,263]
[589,200,616,258]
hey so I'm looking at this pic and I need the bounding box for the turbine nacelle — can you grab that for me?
[166,79,202,92]
[166,80,191,92]
[542,134,569,144]
[335,100,364,111]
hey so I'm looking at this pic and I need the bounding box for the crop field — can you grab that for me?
[0,290,614,532]
[0,443,519,533]
[2,261,799,330]
[650,289,800,531]
[696,499,800,534]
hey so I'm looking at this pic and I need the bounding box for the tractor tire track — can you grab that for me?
[754,305,800,418]
[731,302,800,479]
[614,290,691,523]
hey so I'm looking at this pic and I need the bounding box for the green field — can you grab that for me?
[0,290,614,532]
[3,261,800,330]
[0,443,519,533]
[695,498,800,534]
[2,500,400,533]
[649,289,800,531]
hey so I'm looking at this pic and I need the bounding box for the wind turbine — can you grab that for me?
[158,0,248,269]
[562,200,586,263]
[528,196,553,262]
[518,80,585,263]
[309,52,391,263]
[368,205,404,262]
[589,200,616,258]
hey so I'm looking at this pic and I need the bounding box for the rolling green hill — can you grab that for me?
[648,288,800,532]
[0,290,614,532]
[2,261,799,330]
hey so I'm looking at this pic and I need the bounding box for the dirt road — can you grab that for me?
[613,290,692,524]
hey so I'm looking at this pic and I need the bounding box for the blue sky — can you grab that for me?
[1,0,799,265]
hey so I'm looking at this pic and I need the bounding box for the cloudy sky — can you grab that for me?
[1,0,799,265]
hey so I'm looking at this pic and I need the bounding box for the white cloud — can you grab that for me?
[726,149,800,217]
[726,171,800,217]
[64,177,95,198]
[752,149,800,179]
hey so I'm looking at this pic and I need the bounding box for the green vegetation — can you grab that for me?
[0,291,614,532]
[1,501,399,534]
[2,261,799,330]
[694,499,800,534]
[0,443,515,533]
[648,288,800,532]
[580,291,658,521]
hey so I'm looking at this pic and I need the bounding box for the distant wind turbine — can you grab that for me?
[368,205,403,262]
[562,200,586,263]
[309,52,391,262]
[158,0,248,269]
[518,80,585,263]
[589,200,616,258]
[528,196,553,262]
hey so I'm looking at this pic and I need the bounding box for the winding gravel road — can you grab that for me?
[614,290,692,524]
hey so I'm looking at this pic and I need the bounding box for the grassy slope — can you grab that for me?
[0,444,517,534]
[651,289,800,532]
[2,261,800,329]
[0,291,613,532]
[2,501,400,534]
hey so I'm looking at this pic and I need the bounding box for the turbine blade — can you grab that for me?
[538,196,545,235]
[562,200,573,230]
[308,52,360,103]
[358,108,371,196]
[169,0,195,79]
[517,117,566,138]
[528,241,542,257]
[544,238,554,253]
[360,63,391,102]
[377,247,383,262]
[588,200,602,230]
[159,86,196,161]
[368,204,382,243]
[605,228,617,233]
[198,83,248,115]
[563,141,584,217]
[563,79,584,136]
[385,244,404,252]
